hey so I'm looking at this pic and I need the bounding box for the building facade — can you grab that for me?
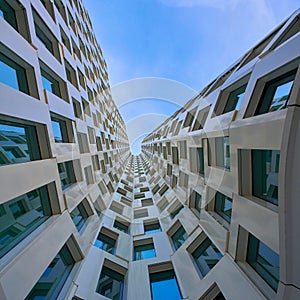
[0,0,300,299]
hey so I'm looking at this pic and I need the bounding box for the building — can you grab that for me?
[0,0,299,299]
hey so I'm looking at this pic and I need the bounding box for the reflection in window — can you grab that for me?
[0,185,51,258]
[96,266,124,300]
[34,22,53,53]
[94,232,116,254]
[70,202,89,232]
[58,161,76,190]
[192,238,222,277]
[41,69,61,97]
[252,150,280,205]
[214,192,232,222]
[51,116,69,143]
[0,120,41,166]
[215,136,230,170]
[247,233,279,291]
[0,53,29,94]
[171,226,188,250]
[223,84,247,113]
[144,222,161,235]
[113,220,129,234]
[25,244,75,299]
[134,243,156,260]
[150,270,182,300]
[255,70,296,115]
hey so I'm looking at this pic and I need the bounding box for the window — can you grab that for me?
[208,136,230,170]
[60,26,71,53]
[0,53,29,94]
[252,150,280,205]
[58,160,77,190]
[94,229,117,254]
[77,132,89,154]
[190,147,204,175]
[189,190,202,214]
[223,83,247,113]
[170,225,188,250]
[51,114,73,143]
[255,69,296,115]
[96,266,124,300]
[25,244,74,300]
[192,238,222,277]
[247,233,279,291]
[70,201,89,232]
[0,0,17,30]
[169,204,184,220]
[72,98,83,119]
[150,269,182,300]
[41,69,61,97]
[134,240,156,260]
[0,185,52,258]
[64,59,78,89]
[144,222,161,235]
[214,192,232,222]
[113,219,129,234]
[0,119,41,165]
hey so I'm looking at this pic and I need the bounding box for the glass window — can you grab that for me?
[171,226,188,250]
[51,116,69,143]
[255,69,296,115]
[25,244,74,300]
[215,136,230,170]
[0,53,29,94]
[144,222,161,235]
[214,192,232,222]
[223,84,247,113]
[247,233,279,291]
[113,220,129,234]
[96,266,124,300]
[70,202,89,232]
[34,23,53,53]
[150,270,182,300]
[252,150,280,205]
[170,205,184,219]
[197,147,205,175]
[0,0,17,30]
[58,161,76,190]
[0,185,51,258]
[41,69,61,97]
[94,233,116,254]
[134,243,156,260]
[0,120,41,166]
[192,238,222,277]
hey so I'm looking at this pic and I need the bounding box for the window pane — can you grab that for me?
[0,185,51,258]
[192,238,222,276]
[0,0,17,30]
[41,70,61,97]
[144,223,161,235]
[0,54,29,94]
[70,202,88,232]
[113,220,129,234]
[252,150,279,205]
[247,234,279,291]
[223,84,247,113]
[150,270,181,300]
[0,121,41,165]
[134,243,156,260]
[214,192,232,222]
[94,233,116,254]
[58,161,76,190]
[171,226,188,250]
[96,266,124,300]
[25,244,74,300]
[50,116,69,143]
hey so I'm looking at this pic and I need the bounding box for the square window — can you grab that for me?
[134,241,156,260]
[95,230,117,254]
[51,115,71,143]
[58,161,77,190]
[214,192,232,223]
[255,69,296,115]
[96,266,124,299]
[192,237,222,277]
[70,201,89,232]
[144,222,161,235]
[25,244,75,300]
[0,53,29,94]
[150,269,182,300]
[252,150,280,205]
[170,225,188,250]
[247,233,279,291]
[113,219,129,234]
[41,69,61,97]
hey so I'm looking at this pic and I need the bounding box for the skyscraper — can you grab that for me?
[0,0,299,299]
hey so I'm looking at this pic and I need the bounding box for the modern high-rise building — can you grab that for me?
[0,0,299,299]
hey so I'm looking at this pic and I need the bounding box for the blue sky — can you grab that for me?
[83,0,299,153]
